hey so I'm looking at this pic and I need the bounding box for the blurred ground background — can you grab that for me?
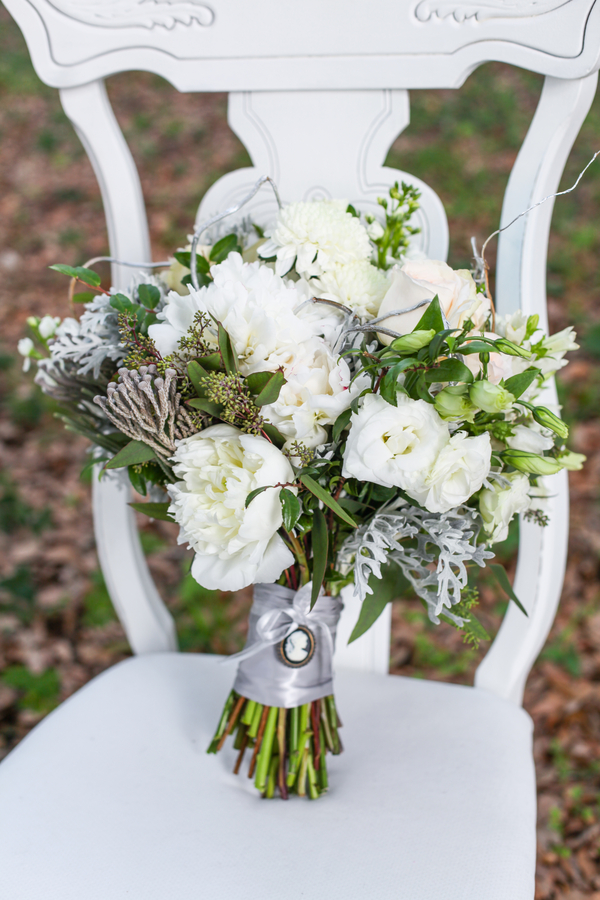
[1,6,599,895]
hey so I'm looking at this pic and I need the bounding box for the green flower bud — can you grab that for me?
[389,329,436,354]
[501,450,563,475]
[434,384,476,422]
[469,380,515,414]
[556,451,586,471]
[494,338,532,359]
[531,405,569,440]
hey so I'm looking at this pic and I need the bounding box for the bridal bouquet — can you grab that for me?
[20,181,583,800]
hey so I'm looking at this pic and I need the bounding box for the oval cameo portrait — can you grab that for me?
[278,626,316,668]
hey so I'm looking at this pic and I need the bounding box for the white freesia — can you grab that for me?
[258,200,372,277]
[495,310,529,345]
[464,333,531,384]
[149,254,319,373]
[167,424,294,591]
[38,315,61,339]
[376,259,490,344]
[534,326,579,378]
[506,423,554,454]
[409,431,492,513]
[262,346,356,449]
[479,473,531,543]
[312,260,389,319]
[342,392,449,499]
[17,337,34,372]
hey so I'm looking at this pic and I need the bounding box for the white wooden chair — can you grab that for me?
[1,2,598,897]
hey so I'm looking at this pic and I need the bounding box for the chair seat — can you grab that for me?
[0,653,536,900]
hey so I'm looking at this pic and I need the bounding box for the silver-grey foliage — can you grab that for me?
[338,503,494,625]
[93,366,197,461]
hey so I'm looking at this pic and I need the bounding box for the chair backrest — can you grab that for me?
[6,0,599,705]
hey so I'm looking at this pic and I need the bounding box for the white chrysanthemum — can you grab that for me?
[258,200,373,277]
[167,425,294,591]
[313,261,390,319]
[262,344,357,449]
[149,254,321,374]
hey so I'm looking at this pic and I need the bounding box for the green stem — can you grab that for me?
[266,755,279,799]
[297,745,310,797]
[207,690,236,753]
[255,706,278,793]
[306,752,319,800]
[247,702,264,738]
[242,699,257,726]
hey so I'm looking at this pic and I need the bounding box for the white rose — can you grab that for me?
[506,423,553,454]
[168,425,294,591]
[479,473,531,544]
[342,392,449,498]
[262,345,357,449]
[312,260,390,320]
[376,259,490,344]
[258,200,373,278]
[410,431,492,513]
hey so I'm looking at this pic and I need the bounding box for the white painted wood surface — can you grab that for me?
[4,0,597,696]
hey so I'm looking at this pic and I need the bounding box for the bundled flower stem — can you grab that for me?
[208,692,342,800]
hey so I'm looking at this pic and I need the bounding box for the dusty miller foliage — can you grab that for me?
[338,503,494,625]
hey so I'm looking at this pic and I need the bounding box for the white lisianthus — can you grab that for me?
[479,472,531,544]
[167,424,294,591]
[312,260,389,319]
[262,345,356,449]
[376,259,490,344]
[506,423,554,454]
[149,254,319,373]
[17,337,34,372]
[258,200,372,278]
[494,310,529,346]
[342,392,449,498]
[409,431,492,513]
[534,326,579,377]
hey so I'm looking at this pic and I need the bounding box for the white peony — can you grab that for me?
[409,431,492,513]
[342,392,449,499]
[167,425,294,591]
[262,345,356,449]
[149,254,319,374]
[479,472,531,544]
[312,260,389,319]
[506,423,553,454]
[376,259,490,344]
[258,200,373,278]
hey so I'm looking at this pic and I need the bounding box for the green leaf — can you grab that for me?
[187,398,223,417]
[198,352,223,371]
[210,233,242,263]
[503,367,539,399]
[349,562,407,643]
[332,407,352,443]
[181,272,212,289]
[128,466,147,496]
[129,501,174,522]
[299,474,357,528]
[280,488,301,532]
[254,371,286,407]
[413,372,434,403]
[72,291,97,304]
[105,440,156,469]
[414,295,444,333]
[346,204,359,218]
[261,423,287,449]
[424,357,473,384]
[174,251,210,275]
[218,323,239,374]
[245,371,272,395]
[489,563,528,616]
[245,486,269,508]
[310,508,328,609]
[459,338,497,354]
[380,369,400,406]
[49,264,101,287]
[109,293,135,314]
[187,360,209,397]
[138,283,161,309]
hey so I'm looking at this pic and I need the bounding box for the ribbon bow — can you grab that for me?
[225,582,335,664]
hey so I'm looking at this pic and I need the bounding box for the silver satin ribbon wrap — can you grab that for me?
[227,582,343,708]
